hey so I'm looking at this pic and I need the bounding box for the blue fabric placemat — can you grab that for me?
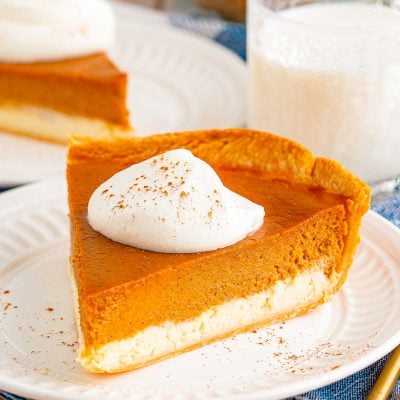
[0,393,25,400]
[1,11,399,400]
[170,11,246,60]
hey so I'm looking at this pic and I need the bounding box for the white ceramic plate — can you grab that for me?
[0,178,399,400]
[0,3,246,187]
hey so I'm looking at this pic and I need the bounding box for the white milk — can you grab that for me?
[248,2,400,182]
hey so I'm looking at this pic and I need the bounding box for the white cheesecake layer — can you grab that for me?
[0,102,132,144]
[77,266,336,373]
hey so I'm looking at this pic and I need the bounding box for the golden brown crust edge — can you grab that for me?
[311,157,370,292]
[68,128,315,181]
[67,127,370,206]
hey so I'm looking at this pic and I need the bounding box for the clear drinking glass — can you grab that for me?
[247,0,400,185]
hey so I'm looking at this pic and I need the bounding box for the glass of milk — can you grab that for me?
[248,0,400,183]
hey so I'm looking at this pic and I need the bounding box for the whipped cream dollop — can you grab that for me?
[0,0,114,63]
[88,149,265,253]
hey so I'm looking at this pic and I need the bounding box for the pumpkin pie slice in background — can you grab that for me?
[0,54,131,144]
[0,0,132,144]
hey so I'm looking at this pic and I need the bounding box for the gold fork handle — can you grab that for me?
[367,346,400,400]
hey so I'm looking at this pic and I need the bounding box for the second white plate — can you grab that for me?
[0,178,399,400]
[0,3,246,186]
